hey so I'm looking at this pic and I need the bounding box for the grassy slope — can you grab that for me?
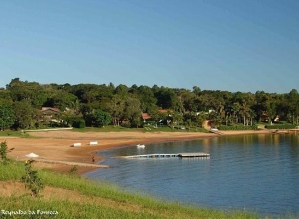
[0,161,259,219]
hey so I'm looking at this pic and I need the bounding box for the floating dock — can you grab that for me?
[179,153,210,158]
[121,152,210,159]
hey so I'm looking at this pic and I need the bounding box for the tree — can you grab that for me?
[136,85,157,112]
[106,95,125,126]
[93,110,111,127]
[195,112,207,128]
[192,86,201,95]
[154,87,181,111]
[0,89,13,105]
[7,78,42,103]
[236,92,255,126]
[265,99,277,125]
[148,109,166,126]
[45,90,79,111]
[0,104,15,131]
[115,84,129,97]
[287,89,299,125]
[124,97,142,127]
[198,93,216,112]
[172,111,183,128]
[13,100,38,129]
[208,111,222,127]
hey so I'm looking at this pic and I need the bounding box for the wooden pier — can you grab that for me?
[178,153,210,158]
[121,152,210,159]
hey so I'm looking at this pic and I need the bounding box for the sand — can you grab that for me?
[3,129,270,174]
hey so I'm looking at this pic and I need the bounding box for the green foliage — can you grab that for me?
[155,87,179,110]
[265,124,297,129]
[0,104,15,130]
[218,125,258,130]
[68,165,78,174]
[93,109,112,127]
[21,160,44,197]
[137,85,157,112]
[7,78,41,102]
[3,78,299,130]
[46,90,79,111]
[13,100,38,129]
[124,97,142,127]
[72,119,86,128]
[0,141,14,164]
[106,94,125,126]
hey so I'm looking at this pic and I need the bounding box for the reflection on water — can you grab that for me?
[85,134,299,217]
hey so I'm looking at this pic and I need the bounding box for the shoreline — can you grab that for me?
[5,129,271,174]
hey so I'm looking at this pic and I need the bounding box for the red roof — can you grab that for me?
[158,109,173,114]
[142,113,151,120]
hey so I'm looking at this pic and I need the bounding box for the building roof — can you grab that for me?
[158,109,173,114]
[142,113,151,120]
[40,107,61,113]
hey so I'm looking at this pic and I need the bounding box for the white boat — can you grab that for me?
[136,144,145,148]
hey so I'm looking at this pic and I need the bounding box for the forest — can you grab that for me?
[0,78,298,131]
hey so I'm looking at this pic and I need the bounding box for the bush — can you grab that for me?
[218,125,258,131]
[0,141,14,164]
[21,160,44,197]
[72,119,86,128]
[265,124,296,129]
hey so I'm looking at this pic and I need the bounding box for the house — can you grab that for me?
[158,109,173,116]
[40,107,61,123]
[41,107,60,114]
[142,113,151,122]
[261,112,279,123]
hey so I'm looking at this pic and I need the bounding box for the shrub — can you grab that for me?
[72,119,86,128]
[218,125,258,131]
[0,141,14,164]
[265,124,296,129]
[21,160,44,197]
[69,165,78,174]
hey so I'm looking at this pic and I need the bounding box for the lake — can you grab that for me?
[85,133,299,217]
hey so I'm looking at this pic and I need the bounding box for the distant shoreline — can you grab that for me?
[5,129,272,174]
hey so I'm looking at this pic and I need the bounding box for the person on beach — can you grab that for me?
[92,156,95,163]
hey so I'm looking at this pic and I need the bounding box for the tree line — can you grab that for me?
[0,78,298,130]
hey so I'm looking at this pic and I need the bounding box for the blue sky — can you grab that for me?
[1,0,299,93]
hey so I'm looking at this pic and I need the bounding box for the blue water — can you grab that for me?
[85,134,299,217]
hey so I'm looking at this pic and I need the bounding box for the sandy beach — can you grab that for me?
[3,129,270,174]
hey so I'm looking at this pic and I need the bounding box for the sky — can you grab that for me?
[1,0,299,93]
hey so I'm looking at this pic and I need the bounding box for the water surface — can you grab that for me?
[85,134,299,217]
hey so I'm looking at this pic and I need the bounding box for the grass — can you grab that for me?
[70,125,209,133]
[0,160,262,219]
[0,130,30,138]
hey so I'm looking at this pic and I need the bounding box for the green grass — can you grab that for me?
[70,125,208,133]
[0,160,263,219]
[0,130,30,138]
[1,126,209,135]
